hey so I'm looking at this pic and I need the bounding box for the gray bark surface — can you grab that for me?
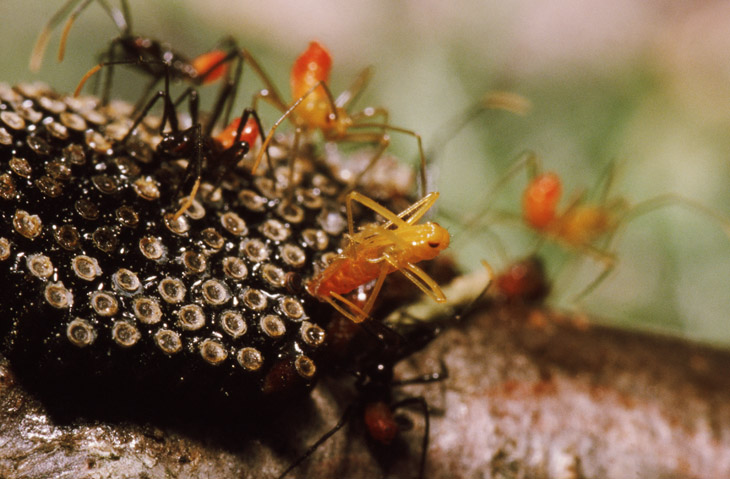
[1,303,729,479]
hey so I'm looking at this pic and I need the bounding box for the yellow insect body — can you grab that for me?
[308,191,449,323]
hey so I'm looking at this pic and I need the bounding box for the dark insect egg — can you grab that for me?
[0,82,353,415]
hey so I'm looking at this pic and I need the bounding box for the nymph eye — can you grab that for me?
[428,241,440,248]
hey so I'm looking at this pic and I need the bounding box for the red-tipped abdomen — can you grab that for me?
[291,41,332,99]
[290,41,332,127]
[495,256,550,303]
[364,401,398,445]
[523,172,561,230]
[215,116,259,150]
[192,50,228,84]
[308,255,387,299]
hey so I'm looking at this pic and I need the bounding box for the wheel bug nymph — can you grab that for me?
[281,260,496,479]
[307,191,450,323]
[250,41,430,196]
[276,360,442,479]
[30,0,256,125]
[464,153,730,300]
[493,255,551,304]
[19,6,462,475]
[78,56,267,221]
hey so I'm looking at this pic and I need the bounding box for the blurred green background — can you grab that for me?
[3,0,730,345]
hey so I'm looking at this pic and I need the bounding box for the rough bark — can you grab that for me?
[1,298,729,479]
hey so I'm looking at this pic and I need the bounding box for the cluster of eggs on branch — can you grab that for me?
[0,82,358,405]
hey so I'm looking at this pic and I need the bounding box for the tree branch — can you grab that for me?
[1,289,729,478]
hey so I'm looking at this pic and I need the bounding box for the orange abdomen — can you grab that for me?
[192,50,228,84]
[215,116,259,150]
[554,205,614,245]
[308,255,392,298]
[290,41,332,127]
[523,172,561,230]
[495,256,549,303]
[364,401,398,444]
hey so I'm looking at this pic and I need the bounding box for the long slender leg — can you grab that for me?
[100,38,121,102]
[160,64,181,132]
[356,191,441,233]
[194,41,244,130]
[320,262,389,324]
[459,150,541,233]
[132,76,163,112]
[252,80,328,174]
[338,134,390,200]
[424,90,530,164]
[57,0,97,62]
[197,45,241,85]
[204,81,234,136]
[73,55,164,103]
[206,107,266,198]
[348,105,388,124]
[119,63,186,146]
[221,52,241,128]
[396,261,447,303]
[172,123,203,221]
[349,122,427,198]
[395,191,440,225]
[326,293,370,324]
[172,91,204,220]
[334,66,373,109]
[346,191,440,235]
[276,405,355,479]
[360,262,391,318]
[595,158,621,204]
[100,40,118,104]
[346,191,407,236]
[390,396,430,479]
[572,193,730,302]
[554,189,589,228]
[30,0,86,71]
[241,49,288,112]
[372,251,446,304]
[119,89,173,145]
[172,86,198,109]
[569,251,616,304]
[614,194,730,244]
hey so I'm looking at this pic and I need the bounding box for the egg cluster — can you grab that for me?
[0,82,353,408]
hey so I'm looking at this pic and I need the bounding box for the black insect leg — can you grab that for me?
[205,81,235,136]
[221,48,243,127]
[390,396,430,479]
[120,65,183,145]
[119,90,171,146]
[206,107,266,200]
[202,37,245,130]
[132,75,164,113]
[98,39,116,103]
[171,91,205,220]
[93,40,167,108]
[276,404,355,479]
